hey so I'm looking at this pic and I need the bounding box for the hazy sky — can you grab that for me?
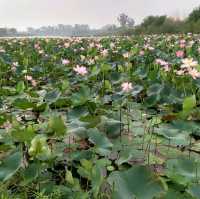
[0,0,200,30]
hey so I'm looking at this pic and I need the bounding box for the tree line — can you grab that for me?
[116,6,200,35]
[133,6,200,35]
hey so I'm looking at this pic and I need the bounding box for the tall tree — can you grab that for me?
[118,13,129,27]
[118,13,135,28]
[188,6,200,22]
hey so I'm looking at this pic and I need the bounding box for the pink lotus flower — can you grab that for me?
[110,42,115,48]
[62,59,70,65]
[155,59,168,66]
[148,46,154,51]
[180,43,185,48]
[38,50,44,54]
[139,50,145,56]
[25,75,37,86]
[176,69,185,76]
[121,82,133,93]
[80,47,85,51]
[101,49,108,57]
[25,75,33,81]
[0,48,5,53]
[11,66,16,72]
[64,43,70,48]
[123,52,130,58]
[176,50,184,58]
[11,62,18,72]
[155,59,170,72]
[180,39,186,44]
[88,59,95,65]
[13,62,19,67]
[96,44,102,49]
[31,80,37,87]
[188,68,200,79]
[89,43,95,48]
[34,44,40,49]
[181,58,198,69]
[73,65,88,76]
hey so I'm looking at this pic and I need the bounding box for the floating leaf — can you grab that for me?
[44,90,61,103]
[183,95,196,112]
[187,184,200,199]
[0,151,22,182]
[87,128,113,153]
[108,166,166,199]
[71,86,90,106]
[13,98,35,109]
[48,115,67,136]
[16,81,25,93]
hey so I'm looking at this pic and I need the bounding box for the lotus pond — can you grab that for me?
[1,35,200,198]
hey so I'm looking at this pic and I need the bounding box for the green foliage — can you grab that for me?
[108,166,166,199]
[28,135,51,160]
[0,151,22,182]
[124,5,200,35]
[1,35,200,199]
[188,6,200,23]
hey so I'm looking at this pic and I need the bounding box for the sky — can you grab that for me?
[0,0,200,30]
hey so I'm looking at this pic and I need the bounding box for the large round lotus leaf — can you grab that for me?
[44,89,61,103]
[87,128,113,149]
[187,184,200,199]
[147,83,164,96]
[0,151,22,182]
[13,98,35,109]
[71,86,90,106]
[108,166,166,199]
[165,158,200,186]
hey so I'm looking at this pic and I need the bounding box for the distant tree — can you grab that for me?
[142,15,166,28]
[188,6,200,22]
[117,13,135,28]
[127,18,135,27]
[141,16,155,27]
[118,13,129,27]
